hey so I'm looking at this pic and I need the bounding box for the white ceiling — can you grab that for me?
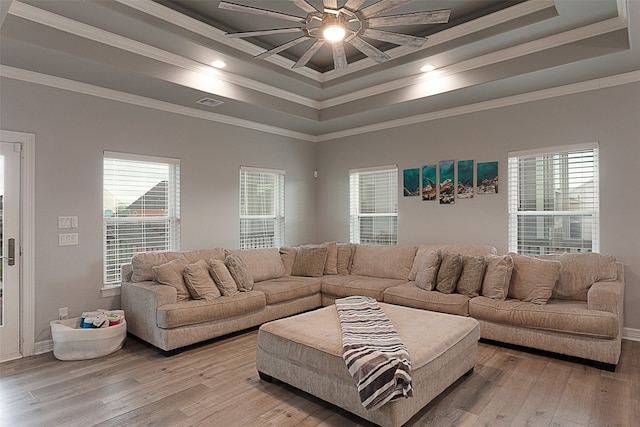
[1,0,638,141]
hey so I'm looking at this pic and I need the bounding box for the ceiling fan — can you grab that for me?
[218,0,451,70]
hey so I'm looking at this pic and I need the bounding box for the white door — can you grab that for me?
[0,141,21,361]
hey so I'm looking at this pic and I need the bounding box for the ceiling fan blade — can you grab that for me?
[359,0,415,18]
[290,0,320,14]
[226,28,304,38]
[218,1,305,23]
[323,0,338,10]
[344,0,367,12]
[254,36,311,59]
[332,42,348,70]
[293,39,325,68]
[367,9,451,27]
[348,36,391,64]
[362,28,426,48]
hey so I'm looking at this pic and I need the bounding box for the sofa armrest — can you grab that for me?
[121,280,177,343]
[587,263,624,315]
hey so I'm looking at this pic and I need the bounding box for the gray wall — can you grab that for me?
[1,79,318,343]
[316,82,640,331]
[2,77,639,345]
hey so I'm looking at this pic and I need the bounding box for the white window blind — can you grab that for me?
[508,143,599,254]
[240,166,285,249]
[349,165,398,245]
[103,151,180,284]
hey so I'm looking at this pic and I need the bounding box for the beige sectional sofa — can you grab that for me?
[120,243,624,368]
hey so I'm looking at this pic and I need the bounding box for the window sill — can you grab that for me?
[101,285,121,297]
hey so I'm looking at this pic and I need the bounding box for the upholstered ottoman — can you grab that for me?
[256,303,480,427]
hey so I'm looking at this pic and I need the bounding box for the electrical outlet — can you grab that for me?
[59,307,68,320]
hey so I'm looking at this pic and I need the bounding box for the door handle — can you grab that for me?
[1,238,15,266]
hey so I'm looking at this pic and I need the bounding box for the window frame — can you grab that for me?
[349,164,398,245]
[507,142,599,255]
[103,151,181,285]
[239,166,285,249]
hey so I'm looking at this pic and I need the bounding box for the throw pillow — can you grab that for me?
[225,254,254,291]
[131,251,181,282]
[279,246,298,276]
[292,246,328,277]
[152,258,191,302]
[455,255,486,297]
[481,254,514,300]
[336,243,355,275]
[415,250,442,291]
[322,241,338,275]
[435,252,463,294]
[208,259,239,297]
[508,253,560,304]
[183,259,221,301]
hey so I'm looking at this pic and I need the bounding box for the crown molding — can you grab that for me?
[315,70,640,141]
[0,65,317,142]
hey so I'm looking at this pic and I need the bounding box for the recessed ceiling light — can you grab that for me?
[420,64,436,73]
[211,60,226,69]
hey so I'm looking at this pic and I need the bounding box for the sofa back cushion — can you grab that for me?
[350,245,417,280]
[182,248,226,264]
[226,248,286,282]
[409,244,497,280]
[538,252,618,301]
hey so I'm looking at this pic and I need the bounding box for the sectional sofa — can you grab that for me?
[121,242,624,369]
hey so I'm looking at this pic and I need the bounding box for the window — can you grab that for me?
[349,165,398,245]
[239,166,285,249]
[508,143,599,255]
[103,152,180,284]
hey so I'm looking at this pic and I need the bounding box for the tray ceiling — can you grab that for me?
[1,0,638,140]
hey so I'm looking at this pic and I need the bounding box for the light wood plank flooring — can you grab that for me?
[1,331,638,427]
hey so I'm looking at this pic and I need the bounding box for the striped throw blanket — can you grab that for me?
[335,296,413,411]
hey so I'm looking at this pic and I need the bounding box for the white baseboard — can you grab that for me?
[623,327,640,342]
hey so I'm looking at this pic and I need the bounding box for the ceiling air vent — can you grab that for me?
[196,97,224,108]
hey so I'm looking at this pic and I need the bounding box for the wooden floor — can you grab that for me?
[1,331,638,427]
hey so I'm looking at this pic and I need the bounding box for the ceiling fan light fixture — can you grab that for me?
[322,12,346,42]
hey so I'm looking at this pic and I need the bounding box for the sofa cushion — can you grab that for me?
[131,251,182,282]
[409,244,497,280]
[336,243,355,275]
[415,250,441,291]
[383,282,470,316]
[292,245,328,277]
[469,297,618,339]
[455,255,486,297]
[538,253,618,301]
[279,246,297,276]
[508,253,560,304]
[208,259,239,297]
[157,291,266,329]
[350,245,417,280]
[253,276,322,305]
[321,274,407,301]
[435,252,463,294]
[152,258,190,302]
[226,248,286,282]
[183,259,221,301]
[225,254,254,291]
[182,248,226,264]
[481,254,514,300]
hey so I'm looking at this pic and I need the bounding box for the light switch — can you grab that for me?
[59,233,78,246]
[58,216,78,229]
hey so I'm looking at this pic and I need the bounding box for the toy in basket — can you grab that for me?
[50,310,126,360]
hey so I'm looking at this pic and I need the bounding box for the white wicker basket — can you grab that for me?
[50,317,126,360]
